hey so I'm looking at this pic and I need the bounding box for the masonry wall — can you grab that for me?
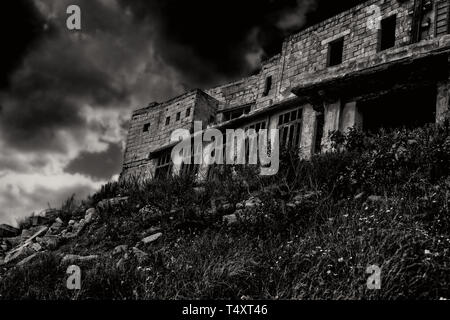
[280,0,417,93]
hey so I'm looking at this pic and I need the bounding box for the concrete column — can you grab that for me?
[436,79,450,124]
[339,101,363,132]
[299,104,317,159]
[321,100,341,152]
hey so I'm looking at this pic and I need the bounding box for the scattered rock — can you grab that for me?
[1,243,8,252]
[0,224,20,238]
[223,214,238,225]
[61,254,99,264]
[97,197,129,210]
[37,236,62,250]
[139,205,163,222]
[141,227,162,238]
[131,247,148,262]
[20,226,49,243]
[244,197,262,209]
[47,218,64,235]
[286,202,297,209]
[4,245,35,264]
[62,232,77,240]
[142,232,162,244]
[17,252,43,267]
[112,245,128,256]
[31,243,42,252]
[68,220,76,226]
[84,208,97,224]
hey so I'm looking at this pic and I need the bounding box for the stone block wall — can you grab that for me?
[280,0,417,93]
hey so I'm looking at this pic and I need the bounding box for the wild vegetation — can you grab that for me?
[1,122,450,300]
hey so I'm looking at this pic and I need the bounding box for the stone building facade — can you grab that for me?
[121,0,450,181]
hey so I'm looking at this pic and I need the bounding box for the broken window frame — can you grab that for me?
[277,108,303,151]
[155,149,173,179]
[223,105,252,122]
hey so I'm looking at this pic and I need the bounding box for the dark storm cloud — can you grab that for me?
[65,142,123,180]
[0,1,46,89]
[118,0,366,87]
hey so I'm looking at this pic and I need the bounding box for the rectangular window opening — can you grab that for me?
[327,37,344,67]
[165,116,170,126]
[143,123,150,132]
[176,112,181,121]
[263,76,273,96]
[379,15,397,51]
[186,108,191,118]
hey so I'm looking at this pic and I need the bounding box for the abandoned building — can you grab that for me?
[121,0,450,181]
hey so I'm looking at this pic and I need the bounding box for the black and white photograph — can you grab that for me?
[0,0,450,310]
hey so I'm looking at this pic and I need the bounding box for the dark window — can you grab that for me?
[278,108,303,150]
[143,123,150,132]
[176,112,181,121]
[314,112,325,154]
[223,105,251,121]
[209,115,215,124]
[165,116,170,126]
[263,76,273,96]
[155,150,173,180]
[186,108,191,118]
[379,15,397,51]
[327,37,344,67]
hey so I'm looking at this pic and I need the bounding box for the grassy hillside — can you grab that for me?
[1,123,450,300]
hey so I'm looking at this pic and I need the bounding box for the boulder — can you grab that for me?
[142,232,162,244]
[0,224,20,238]
[84,208,97,224]
[112,245,128,256]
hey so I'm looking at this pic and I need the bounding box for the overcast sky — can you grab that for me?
[0,0,363,225]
